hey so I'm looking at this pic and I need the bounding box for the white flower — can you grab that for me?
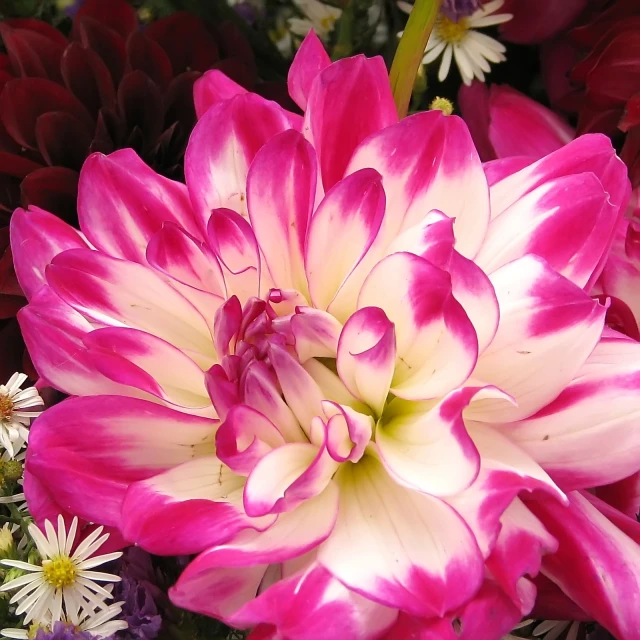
[1,601,127,639]
[288,0,342,43]
[533,620,581,640]
[0,516,123,628]
[398,0,513,85]
[0,373,43,458]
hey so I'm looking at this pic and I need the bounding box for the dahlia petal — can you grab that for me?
[336,306,395,416]
[242,361,307,444]
[247,130,317,293]
[484,156,534,186]
[528,491,640,640]
[243,439,339,517]
[290,307,342,362]
[377,388,484,498]
[216,405,286,475]
[10,206,88,300]
[207,208,261,303]
[18,287,132,397]
[305,169,385,317]
[121,456,274,555]
[476,172,617,288]
[358,252,478,400]
[488,135,630,288]
[323,401,373,464]
[230,563,397,639]
[75,0,138,39]
[268,343,324,439]
[386,212,499,352]
[185,93,292,226]
[125,31,173,91]
[287,31,331,111]
[304,55,397,191]
[446,421,564,557]
[597,472,640,521]
[193,70,248,119]
[318,455,483,617]
[46,248,216,368]
[27,395,217,527]
[78,150,200,264]
[146,222,226,297]
[21,166,79,222]
[346,110,490,258]
[467,256,605,423]
[83,327,211,410]
[485,498,558,613]
[385,581,524,640]
[505,336,640,490]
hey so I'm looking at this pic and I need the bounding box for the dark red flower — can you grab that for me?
[547,0,640,136]
[0,2,258,223]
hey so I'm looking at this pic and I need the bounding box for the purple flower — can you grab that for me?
[34,622,102,640]
[441,0,481,20]
[113,548,163,640]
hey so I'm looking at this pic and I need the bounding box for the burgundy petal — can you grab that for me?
[35,112,92,170]
[145,12,220,74]
[117,70,163,155]
[0,23,64,81]
[61,41,116,114]
[73,0,138,40]
[0,77,94,150]
[125,31,173,91]
[73,17,126,85]
[20,167,79,223]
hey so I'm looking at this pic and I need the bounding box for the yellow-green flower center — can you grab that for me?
[436,16,469,43]
[42,556,77,588]
[0,395,13,422]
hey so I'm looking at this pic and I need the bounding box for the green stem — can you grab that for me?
[389,0,442,118]
[7,504,29,542]
[332,1,355,61]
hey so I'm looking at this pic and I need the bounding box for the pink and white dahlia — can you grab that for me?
[12,32,640,640]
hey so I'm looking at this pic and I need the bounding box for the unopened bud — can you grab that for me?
[0,524,14,557]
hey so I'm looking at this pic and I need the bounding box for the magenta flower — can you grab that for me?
[458,81,575,162]
[13,33,640,640]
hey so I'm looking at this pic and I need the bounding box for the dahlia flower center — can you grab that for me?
[42,557,77,588]
[436,16,469,43]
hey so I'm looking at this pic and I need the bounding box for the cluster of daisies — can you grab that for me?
[0,375,127,639]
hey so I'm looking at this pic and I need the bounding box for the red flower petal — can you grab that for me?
[20,166,79,223]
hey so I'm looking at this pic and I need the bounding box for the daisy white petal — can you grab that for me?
[438,44,454,81]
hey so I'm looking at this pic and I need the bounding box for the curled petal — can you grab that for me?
[336,306,395,416]
[216,405,285,475]
[358,252,478,400]
[193,69,248,118]
[290,307,342,362]
[323,401,373,464]
[376,387,483,497]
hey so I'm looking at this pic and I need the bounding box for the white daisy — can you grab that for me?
[0,516,123,628]
[288,0,342,43]
[0,373,43,458]
[398,0,513,85]
[1,601,128,639]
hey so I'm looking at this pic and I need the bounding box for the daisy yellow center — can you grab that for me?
[42,556,77,588]
[436,16,469,43]
[0,395,13,421]
[320,16,337,32]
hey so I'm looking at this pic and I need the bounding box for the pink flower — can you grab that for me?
[458,81,575,162]
[15,33,639,640]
